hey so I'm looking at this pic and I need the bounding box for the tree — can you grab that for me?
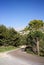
[27,31,43,55]
[27,20,44,55]
[33,31,43,55]
[29,20,43,31]
[8,28,20,47]
[0,25,21,47]
[0,25,8,46]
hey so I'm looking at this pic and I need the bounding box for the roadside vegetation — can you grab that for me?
[0,25,20,52]
[0,46,16,52]
[0,20,44,56]
[0,25,21,47]
[23,20,44,56]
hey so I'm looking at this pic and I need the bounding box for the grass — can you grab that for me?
[0,46,17,52]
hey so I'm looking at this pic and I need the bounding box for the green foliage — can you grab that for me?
[0,46,16,52]
[26,31,44,56]
[23,26,29,31]
[0,25,20,47]
[20,34,27,45]
[29,20,43,30]
[26,31,34,46]
[25,20,44,56]
[39,33,44,56]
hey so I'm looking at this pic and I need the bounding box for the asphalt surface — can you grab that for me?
[0,48,44,65]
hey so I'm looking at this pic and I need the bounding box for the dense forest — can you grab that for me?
[0,20,44,56]
[0,25,21,47]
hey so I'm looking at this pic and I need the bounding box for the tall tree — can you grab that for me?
[28,20,44,55]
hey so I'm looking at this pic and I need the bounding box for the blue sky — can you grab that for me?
[0,0,44,31]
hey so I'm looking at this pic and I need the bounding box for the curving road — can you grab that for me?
[0,48,44,65]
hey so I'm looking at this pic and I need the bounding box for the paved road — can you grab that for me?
[0,48,44,65]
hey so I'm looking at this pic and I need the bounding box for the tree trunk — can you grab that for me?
[36,38,39,55]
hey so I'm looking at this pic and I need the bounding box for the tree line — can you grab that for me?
[0,25,21,47]
[0,20,44,56]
